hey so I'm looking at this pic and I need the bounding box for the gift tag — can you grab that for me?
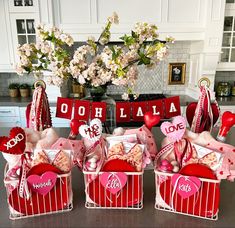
[100,172,127,194]
[27,171,57,196]
[160,116,186,142]
[171,174,201,199]
[79,118,102,142]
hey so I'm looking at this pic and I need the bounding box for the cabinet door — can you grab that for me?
[217,3,235,71]
[54,0,207,41]
[0,1,14,72]
[8,0,39,13]
[10,13,39,63]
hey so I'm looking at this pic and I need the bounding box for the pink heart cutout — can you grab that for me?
[100,172,127,195]
[160,115,186,142]
[79,118,102,142]
[172,174,201,199]
[27,171,57,196]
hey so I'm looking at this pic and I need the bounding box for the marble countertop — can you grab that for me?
[0,127,235,227]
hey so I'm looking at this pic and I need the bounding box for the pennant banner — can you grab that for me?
[56,96,181,123]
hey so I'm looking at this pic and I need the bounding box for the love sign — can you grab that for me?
[160,116,186,142]
[100,172,127,194]
[79,118,102,142]
[172,174,201,199]
[27,171,57,196]
[0,127,26,154]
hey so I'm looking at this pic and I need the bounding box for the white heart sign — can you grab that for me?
[79,118,102,142]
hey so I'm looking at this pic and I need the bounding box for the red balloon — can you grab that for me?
[144,111,160,130]
[70,119,84,135]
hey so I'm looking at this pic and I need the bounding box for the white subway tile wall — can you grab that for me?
[0,41,191,97]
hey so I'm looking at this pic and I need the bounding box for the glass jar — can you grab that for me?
[216,82,231,97]
[82,86,116,133]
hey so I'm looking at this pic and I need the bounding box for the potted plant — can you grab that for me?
[8,83,19,98]
[19,83,30,97]
[31,84,35,96]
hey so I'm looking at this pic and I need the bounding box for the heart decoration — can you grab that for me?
[8,164,70,215]
[144,112,161,130]
[159,164,220,217]
[0,127,26,154]
[100,172,127,195]
[186,103,220,128]
[27,171,57,196]
[171,174,201,199]
[160,116,186,142]
[79,118,102,142]
[70,118,85,135]
[87,159,142,207]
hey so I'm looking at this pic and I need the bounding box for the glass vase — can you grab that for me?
[82,85,116,134]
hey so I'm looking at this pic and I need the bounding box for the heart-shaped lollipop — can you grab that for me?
[70,118,85,135]
[160,116,186,142]
[144,111,161,130]
[79,118,102,142]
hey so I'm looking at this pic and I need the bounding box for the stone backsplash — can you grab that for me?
[0,41,190,97]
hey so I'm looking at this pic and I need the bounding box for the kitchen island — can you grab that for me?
[0,127,235,228]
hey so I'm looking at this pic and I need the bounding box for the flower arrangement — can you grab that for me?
[16,12,174,99]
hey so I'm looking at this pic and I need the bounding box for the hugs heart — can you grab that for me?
[160,116,186,142]
[0,127,26,154]
[100,172,127,194]
[79,118,102,142]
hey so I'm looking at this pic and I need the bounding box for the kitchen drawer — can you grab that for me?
[52,117,70,128]
[0,117,21,127]
[19,107,27,116]
[0,106,19,117]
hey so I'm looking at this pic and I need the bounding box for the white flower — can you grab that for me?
[122,93,129,101]
[78,74,86,84]
[108,12,119,24]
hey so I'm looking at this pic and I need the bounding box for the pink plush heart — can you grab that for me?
[160,116,186,142]
[144,111,161,130]
[172,174,201,199]
[27,171,57,196]
[100,172,127,195]
[79,118,102,142]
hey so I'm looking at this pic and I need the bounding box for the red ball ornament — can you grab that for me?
[144,111,160,130]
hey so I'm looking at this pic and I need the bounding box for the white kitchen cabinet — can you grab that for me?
[0,1,14,72]
[0,106,21,128]
[217,2,235,71]
[52,0,220,41]
[50,107,70,128]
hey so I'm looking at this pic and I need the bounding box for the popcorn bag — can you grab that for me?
[154,114,235,220]
[81,118,158,209]
[1,127,74,220]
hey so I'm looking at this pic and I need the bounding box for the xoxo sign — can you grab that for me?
[161,116,186,142]
[0,127,26,154]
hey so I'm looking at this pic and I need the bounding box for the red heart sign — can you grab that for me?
[87,159,142,207]
[144,112,161,130]
[8,164,70,215]
[0,127,26,154]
